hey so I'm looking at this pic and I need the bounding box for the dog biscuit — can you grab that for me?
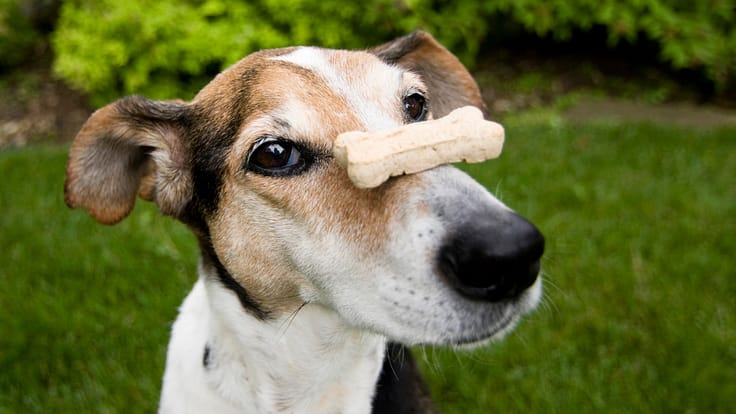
[333,106,504,188]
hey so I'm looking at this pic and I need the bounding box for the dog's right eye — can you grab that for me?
[247,137,307,176]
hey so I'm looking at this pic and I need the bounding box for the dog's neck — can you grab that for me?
[160,263,387,414]
[204,280,387,413]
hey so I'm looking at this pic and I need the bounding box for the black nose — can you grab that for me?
[438,212,545,302]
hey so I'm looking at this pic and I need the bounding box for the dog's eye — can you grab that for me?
[247,138,305,176]
[404,90,427,122]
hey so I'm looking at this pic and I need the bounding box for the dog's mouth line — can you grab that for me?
[378,294,523,346]
[460,312,517,345]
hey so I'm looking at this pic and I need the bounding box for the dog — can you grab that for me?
[64,31,544,414]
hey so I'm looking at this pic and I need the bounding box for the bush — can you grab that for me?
[0,0,42,68]
[52,0,735,105]
[52,0,411,105]
[484,0,736,92]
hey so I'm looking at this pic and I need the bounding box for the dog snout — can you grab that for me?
[438,212,545,302]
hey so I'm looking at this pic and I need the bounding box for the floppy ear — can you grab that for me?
[64,96,192,225]
[371,31,488,119]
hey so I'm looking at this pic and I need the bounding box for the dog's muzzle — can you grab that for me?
[438,211,544,302]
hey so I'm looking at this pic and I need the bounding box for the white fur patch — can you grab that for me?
[159,267,386,414]
[274,47,407,131]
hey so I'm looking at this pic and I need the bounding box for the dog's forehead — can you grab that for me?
[272,47,402,92]
[270,47,417,130]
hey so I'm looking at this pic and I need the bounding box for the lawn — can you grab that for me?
[1,117,734,413]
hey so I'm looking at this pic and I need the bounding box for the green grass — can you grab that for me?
[1,119,734,413]
[0,146,198,412]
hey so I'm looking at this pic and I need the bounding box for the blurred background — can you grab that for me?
[1,0,734,412]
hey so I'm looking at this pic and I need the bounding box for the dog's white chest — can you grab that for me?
[159,278,386,414]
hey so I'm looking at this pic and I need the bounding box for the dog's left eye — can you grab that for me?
[404,90,427,122]
[247,138,305,176]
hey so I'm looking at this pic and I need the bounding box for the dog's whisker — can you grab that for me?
[383,343,407,382]
[419,346,445,378]
[277,301,309,338]
[538,273,562,315]
[493,180,505,204]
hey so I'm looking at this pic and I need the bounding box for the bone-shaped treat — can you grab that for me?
[333,106,505,188]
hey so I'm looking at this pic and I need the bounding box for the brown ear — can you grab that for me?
[371,31,488,119]
[64,96,192,224]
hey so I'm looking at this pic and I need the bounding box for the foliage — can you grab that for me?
[2,119,735,412]
[404,0,736,91]
[484,0,736,92]
[0,0,42,68]
[51,0,407,104]
[51,0,736,104]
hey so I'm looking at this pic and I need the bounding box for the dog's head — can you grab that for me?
[65,31,544,345]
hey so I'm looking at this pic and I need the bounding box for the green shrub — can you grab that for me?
[484,0,736,91]
[52,0,735,105]
[52,0,410,105]
[0,0,42,68]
